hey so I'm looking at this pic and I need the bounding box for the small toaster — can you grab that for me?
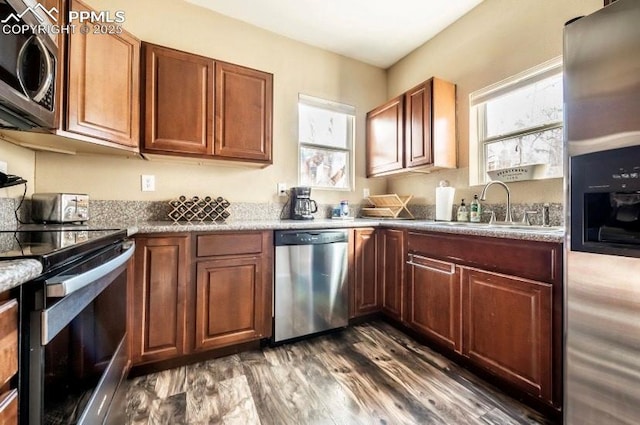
[31,193,90,223]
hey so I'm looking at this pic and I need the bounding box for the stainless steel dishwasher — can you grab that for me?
[273,229,349,343]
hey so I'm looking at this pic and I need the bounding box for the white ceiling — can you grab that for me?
[184,0,484,68]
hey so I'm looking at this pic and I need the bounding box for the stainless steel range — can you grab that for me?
[0,227,133,425]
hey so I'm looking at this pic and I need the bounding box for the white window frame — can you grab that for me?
[469,57,563,186]
[297,94,355,191]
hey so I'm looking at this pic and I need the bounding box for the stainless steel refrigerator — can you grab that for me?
[564,0,640,424]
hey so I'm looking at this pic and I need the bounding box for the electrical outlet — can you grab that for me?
[277,182,287,197]
[363,188,370,198]
[141,175,155,192]
[0,161,7,174]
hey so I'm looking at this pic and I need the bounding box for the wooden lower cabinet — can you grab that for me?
[379,228,405,321]
[462,268,553,401]
[194,255,270,351]
[130,231,272,367]
[0,297,18,425]
[406,254,461,352]
[0,390,17,425]
[406,230,562,409]
[351,228,380,317]
[131,234,190,365]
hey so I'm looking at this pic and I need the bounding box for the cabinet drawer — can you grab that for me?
[196,232,263,257]
[0,390,18,424]
[407,231,562,284]
[0,299,18,388]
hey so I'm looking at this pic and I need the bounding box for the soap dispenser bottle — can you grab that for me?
[457,199,469,222]
[470,194,481,223]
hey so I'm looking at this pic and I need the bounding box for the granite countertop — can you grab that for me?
[129,218,565,243]
[0,219,564,292]
[0,259,43,293]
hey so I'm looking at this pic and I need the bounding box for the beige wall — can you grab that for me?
[386,0,601,206]
[0,139,35,198]
[34,0,388,203]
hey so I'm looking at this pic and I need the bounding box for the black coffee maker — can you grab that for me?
[290,186,318,220]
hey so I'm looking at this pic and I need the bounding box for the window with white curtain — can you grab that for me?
[297,94,355,190]
[469,57,563,184]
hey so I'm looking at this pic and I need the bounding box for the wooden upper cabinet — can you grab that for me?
[142,43,214,155]
[366,77,456,177]
[366,96,404,177]
[66,0,140,147]
[462,268,553,401]
[405,82,432,167]
[215,62,273,163]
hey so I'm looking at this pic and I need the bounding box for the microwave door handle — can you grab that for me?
[16,35,54,103]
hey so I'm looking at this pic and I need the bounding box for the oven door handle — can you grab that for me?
[45,241,135,297]
[41,242,135,345]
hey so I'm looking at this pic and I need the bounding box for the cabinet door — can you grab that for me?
[66,0,140,147]
[351,228,380,317]
[366,96,404,177]
[215,62,273,163]
[406,254,461,352]
[143,43,214,155]
[405,81,432,168]
[462,268,552,401]
[194,256,268,350]
[131,235,190,365]
[379,229,405,321]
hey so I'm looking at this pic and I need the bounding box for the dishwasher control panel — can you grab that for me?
[274,230,348,246]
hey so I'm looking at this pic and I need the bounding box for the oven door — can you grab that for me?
[21,241,134,425]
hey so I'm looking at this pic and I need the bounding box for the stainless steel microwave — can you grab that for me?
[0,0,57,130]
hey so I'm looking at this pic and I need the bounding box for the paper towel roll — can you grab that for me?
[436,186,455,221]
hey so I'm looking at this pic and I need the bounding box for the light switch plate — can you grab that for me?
[0,161,7,174]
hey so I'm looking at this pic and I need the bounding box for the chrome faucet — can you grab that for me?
[480,181,513,223]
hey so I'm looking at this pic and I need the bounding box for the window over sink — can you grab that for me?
[469,57,563,185]
[298,94,355,190]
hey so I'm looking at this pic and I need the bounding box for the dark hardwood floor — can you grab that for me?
[125,321,552,425]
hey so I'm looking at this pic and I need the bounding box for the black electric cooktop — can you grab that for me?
[0,226,127,271]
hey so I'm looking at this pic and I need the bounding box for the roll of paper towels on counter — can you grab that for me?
[435,181,455,221]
